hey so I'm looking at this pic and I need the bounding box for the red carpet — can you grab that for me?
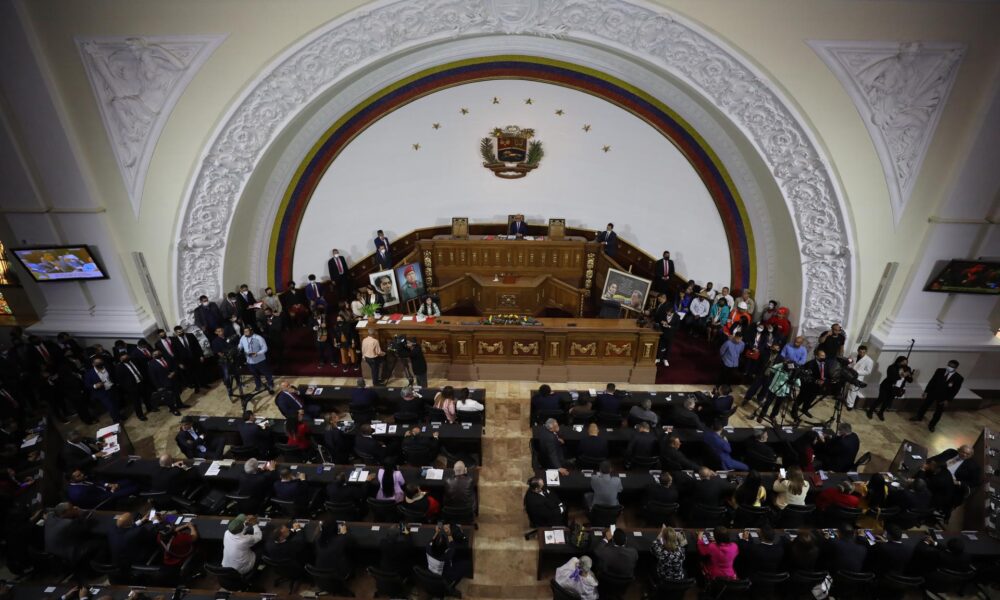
[655,330,723,385]
[273,327,362,377]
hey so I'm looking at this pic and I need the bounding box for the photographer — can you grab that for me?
[407,337,428,387]
[752,359,800,423]
[791,349,828,420]
[385,334,414,385]
[211,326,237,396]
[868,355,913,421]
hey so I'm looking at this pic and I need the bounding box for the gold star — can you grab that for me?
[432,123,441,130]
[582,124,591,132]
[412,143,421,151]
[460,108,469,115]
[555,109,565,116]
[525,98,533,105]
[602,145,611,153]
[492,97,500,104]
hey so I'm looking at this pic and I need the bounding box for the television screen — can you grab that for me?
[11,245,109,282]
[924,259,1000,295]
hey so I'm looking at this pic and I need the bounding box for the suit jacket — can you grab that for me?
[867,540,913,575]
[193,302,224,333]
[323,426,352,462]
[374,250,393,270]
[524,489,563,527]
[327,256,350,283]
[531,393,561,412]
[703,430,741,469]
[82,367,116,402]
[27,342,59,372]
[62,440,98,471]
[644,483,679,506]
[744,438,778,465]
[626,431,658,460]
[149,465,191,495]
[664,406,702,429]
[354,435,387,463]
[739,540,785,574]
[175,425,210,458]
[653,258,675,280]
[304,282,324,305]
[220,298,241,322]
[931,449,982,488]
[596,230,618,255]
[238,421,272,454]
[113,362,145,394]
[237,470,278,498]
[592,539,638,578]
[691,477,735,506]
[925,368,963,402]
[815,433,860,472]
[171,332,204,363]
[825,537,867,573]
[578,435,609,460]
[593,393,621,414]
[537,428,567,469]
[349,388,378,409]
[155,338,181,364]
[508,220,527,236]
[660,444,700,471]
[66,481,112,509]
[147,359,179,391]
[374,236,391,251]
[273,478,307,503]
[276,390,307,419]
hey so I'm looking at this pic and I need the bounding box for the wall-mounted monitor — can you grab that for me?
[924,259,1000,295]
[10,245,109,282]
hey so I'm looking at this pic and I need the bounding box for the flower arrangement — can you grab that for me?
[481,314,539,326]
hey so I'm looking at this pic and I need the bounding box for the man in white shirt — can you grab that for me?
[222,514,262,575]
[238,327,274,393]
[844,345,874,409]
[719,286,735,309]
[687,292,711,334]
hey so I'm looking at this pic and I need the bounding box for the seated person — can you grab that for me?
[733,470,766,507]
[326,470,370,506]
[660,434,700,472]
[593,383,621,414]
[66,469,138,509]
[577,423,609,461]
[695,385,734,426]
[585,461,622,509]
[772,466,809,509]
[349,378,378,412]
[376,460,406,503]
[237,410,273,457]
[663,397,702,429]
[222,514,262,575]
[644,471,679,506]
[264,522,308,563]
[785,529,820,572]
[417,296,441,317]
[403,483,440,520]
[866,524,913,576]
[931,444,982,491]
[107,511,156,570]
[824,523,867,573]
[455,388,484,413]
[737,525,784,575]
[703,420,749,471]
[444,461,477,509]
[554,556,599,600]
[272,468,308,503]
[538,418,570,473]
[592,527,639,579]
[523,476,566,527]
[396,386,426,420]
[175,417,225,459]
[697,526,738,580]
[314,518,353,572]
[323,413,352,464]
[149,454,195,495]
[237,459,279,509]
[814,423,860,472]
[744,429,778,467]
[625,421,658,466]
[402,426,440,461]
[567,394,593,419]
[354,423,388,463]
[628,398,659,426]
[892,477,932,511]
[531,384,560,412]
[275,380,321,420]
[691,467,736,507]
[284,411,313,452]
[815,480,861,512]
[432,386,457,423]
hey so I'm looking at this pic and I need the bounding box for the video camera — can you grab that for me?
[387,334,411,357]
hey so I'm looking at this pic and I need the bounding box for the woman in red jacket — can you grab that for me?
[697,526,739,581]
[285,409,312,451]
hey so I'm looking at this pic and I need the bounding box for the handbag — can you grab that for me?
[744,348,760,360]
[567,521,592,549]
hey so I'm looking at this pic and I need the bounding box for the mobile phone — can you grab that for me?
[609,524,617,536]
[779,468,786,479]
[864,530,876,545]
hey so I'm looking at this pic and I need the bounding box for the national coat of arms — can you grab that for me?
[480,125,544,179]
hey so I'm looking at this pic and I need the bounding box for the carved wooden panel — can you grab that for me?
[420,339,449,355]
[476,340,505,355]
[603,341,633,357]
[512,341,540,356]
[570,342,597,357]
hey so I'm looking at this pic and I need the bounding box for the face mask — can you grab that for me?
[757,326,764,332]
[94,362,103,369]
[201,301,208,307]
[267,291,273,296]
[945,366,955,373]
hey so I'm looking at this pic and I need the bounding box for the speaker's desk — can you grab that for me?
[362,317,659,383]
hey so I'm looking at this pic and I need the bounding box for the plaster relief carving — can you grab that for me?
[809,41,964,226]
[78,35,225,216]
[570,342,597,356]
[513,341,540,355]
[175,0,853,337]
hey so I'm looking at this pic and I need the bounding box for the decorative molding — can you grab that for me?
[77,35,226,216]
[513,340,540,355]
[809,40,964,226]
[477,340,504,355]
[570,341,597,357]
[175,0,854,336]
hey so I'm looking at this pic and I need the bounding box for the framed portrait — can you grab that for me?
[395,262,426,303]
[601,268,652,313]
[924,259,1000,295]
[369,269,400,308]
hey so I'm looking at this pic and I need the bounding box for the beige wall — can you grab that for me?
[14,0,1000,335]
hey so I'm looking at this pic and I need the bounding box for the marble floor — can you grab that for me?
[64,373,1000,599]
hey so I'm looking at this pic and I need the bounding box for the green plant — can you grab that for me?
[360,302,382,318]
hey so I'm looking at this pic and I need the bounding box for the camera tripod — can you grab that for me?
[796,380,850,430]
[227,359,269,412]
[381,351,414,386]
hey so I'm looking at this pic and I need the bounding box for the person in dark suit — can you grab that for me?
[171,326,206,392]
[893,477,932,511]
[866,525,914,576]
[814,422,860,472]
[625,422,658,466]
[650,294,680,366]
[596,223,618,257]
[237,458,279,500]
[916,459,957,512]
[265,522,309,563]
[326,471,368,506]
[824,524,867,573]
[193,296,224,337]
[65,469,117,508]
[524,476,565,526]
[56,332,85,362]
[374,246,393,270]
[149,455,193,495]
[304,274,326,311]
[653,251,675,296]
[323,413,352,463]
[349,378,378,411]
[220,292,241,323]
[695,385,734,427]
[354,423,388,464]
[154,328,181,367]
[25,335,59,376]
[691,467,735,506]
[791,350,828,419]
[83,357,122,423]
[275,381,321,419]
[508,214,528,236]
[743,430,778,468]
[373,230,391,252]
[237,410,272,457]
[115,352,152,421]
[235,284,258,328]
[868,355,913,421]
[644,471,679,505]
[593,383,621,414]
[146,351,184,416]
[314,518,354,572]
[327,249,351,295]
[660,434,700,471]
[931,445,982,491]
[592,528,639,579]
[577,423,609,461]
[175,418,224,459]
[531,384,561,413]
[663,397,702,429]
[273,468,308,503]
[737,526,785,575]
[107,512,156,570]
[911,360,964,432]
[537,419,570,473]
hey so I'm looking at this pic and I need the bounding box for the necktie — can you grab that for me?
[163,339,173,355]
[127,362,141,382]
[38,345,49,360]
[336,258,344,275]
[663,261,668,277]
[159,359,167,369]
[819,363,825,380]
[179,336,188,350]
[312,283,318,296]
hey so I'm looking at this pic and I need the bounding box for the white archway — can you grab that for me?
[174,0,855,335]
